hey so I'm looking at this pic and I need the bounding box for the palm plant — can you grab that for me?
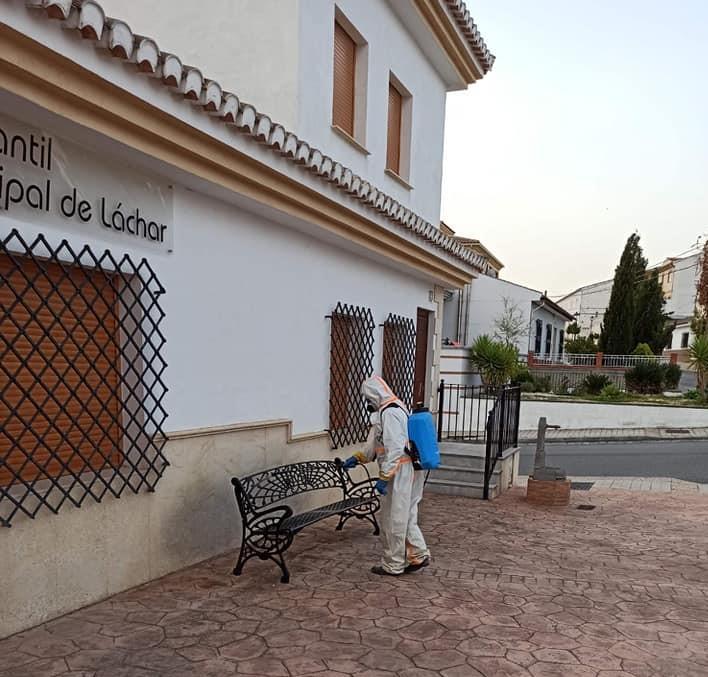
[689,335,708,394]
[469,335,519,388]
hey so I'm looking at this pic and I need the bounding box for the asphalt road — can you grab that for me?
[519,440,708,483]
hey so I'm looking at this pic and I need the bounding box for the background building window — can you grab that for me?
[681,332,690,348]
[545,324,552,355]
[534,319,542,353]
[558,330,564,356]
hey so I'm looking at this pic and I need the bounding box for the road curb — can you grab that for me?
[519,432,708,444]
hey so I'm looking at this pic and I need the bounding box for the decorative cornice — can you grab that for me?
[19,0,490,275]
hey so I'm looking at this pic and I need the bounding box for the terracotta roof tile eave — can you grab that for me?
[21,0,489,276]
[443,0,495,74]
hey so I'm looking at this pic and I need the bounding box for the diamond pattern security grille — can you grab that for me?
[327,303,375,449]
[0,229,168,527]
[381,313,415,410]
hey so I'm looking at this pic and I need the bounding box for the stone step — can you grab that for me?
[429,464,500,485]
[439,450,487,471]
[424,477,498,500]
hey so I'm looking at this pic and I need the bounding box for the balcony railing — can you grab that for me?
[529,352,670,369]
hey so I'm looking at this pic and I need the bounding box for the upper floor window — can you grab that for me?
[332,13,368,149]
[387,83,402,174]
[333,21,356,136]
[681,332,690,348]
[386,75,412,185]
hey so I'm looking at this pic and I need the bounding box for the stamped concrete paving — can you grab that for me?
[3,487,708,676]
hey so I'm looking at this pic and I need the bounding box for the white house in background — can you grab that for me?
[441,237,573,385]
[0,0,494,636]
[559,251,702,337]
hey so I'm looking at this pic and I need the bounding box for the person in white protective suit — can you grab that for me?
[341,375,431,576]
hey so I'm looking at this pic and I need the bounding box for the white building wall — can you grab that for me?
[1,182,435,437]
[666,253,700,318]
[164,187,434,435]
[97,0,448,228]
[558,279,612,335]
[442,276,569,367]
[464,276,538,354]
[97,0,301,130]
[297,0,448,226]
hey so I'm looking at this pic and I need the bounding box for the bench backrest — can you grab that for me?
[232,460,346,516]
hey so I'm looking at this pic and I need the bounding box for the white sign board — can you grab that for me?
[0,111,173,252]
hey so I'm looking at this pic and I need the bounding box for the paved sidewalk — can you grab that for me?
[516,475,708,494]
[519,426,708,443]
[3,488,708,676]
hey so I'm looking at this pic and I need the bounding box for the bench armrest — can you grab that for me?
[246,504,294,532]
[341,462,377,501]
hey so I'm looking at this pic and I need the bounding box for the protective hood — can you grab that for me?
[361,375,409,415]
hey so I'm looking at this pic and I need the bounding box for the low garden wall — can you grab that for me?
[519,399,708,431]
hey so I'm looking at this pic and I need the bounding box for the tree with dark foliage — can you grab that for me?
[599,234,646,354]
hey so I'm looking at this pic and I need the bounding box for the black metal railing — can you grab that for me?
[436,380,497,443]
[483,385,521,500]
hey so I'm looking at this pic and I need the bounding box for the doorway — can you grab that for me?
[413,307,431,407]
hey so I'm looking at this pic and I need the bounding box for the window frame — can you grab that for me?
[332,9,368,150]
[386,72,413,186]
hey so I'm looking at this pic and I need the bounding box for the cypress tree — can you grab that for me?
[634,270,671,353]
[599,233,647,354]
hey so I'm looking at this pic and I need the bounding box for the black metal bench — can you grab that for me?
[231,458,379,583]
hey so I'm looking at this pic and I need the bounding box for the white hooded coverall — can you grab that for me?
[354,376,430,575]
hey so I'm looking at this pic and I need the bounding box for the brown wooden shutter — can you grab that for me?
[333,21,356,136]
[0,255,122,486]
[387,83,402,174]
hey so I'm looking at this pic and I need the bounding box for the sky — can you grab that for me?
[440,0,708,298]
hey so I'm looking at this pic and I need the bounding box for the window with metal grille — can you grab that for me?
[0,229,168,527]
[545,323,552,355]
[386,82,403,175]
[327,302,374,449]
[333,20,356,136]
[381,313,415,410]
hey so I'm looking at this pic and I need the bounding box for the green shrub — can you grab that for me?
[520,381,536,393]
[685,389,700,400]
[469,335,520,387]
[632,343,654,356]
[582,373,611,395]
[512,365,534,385]
[661,362,682,390]
[565,336,597,354]
[625,362,664,394]
[532,376,551,393]
[599,384,623,401]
